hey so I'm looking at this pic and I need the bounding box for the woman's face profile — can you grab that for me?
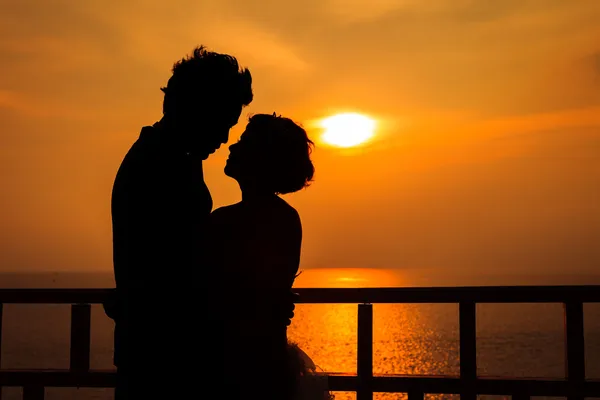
[224,126,263,181]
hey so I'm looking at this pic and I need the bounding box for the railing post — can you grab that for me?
[357,303,373,400]
[70,304,91,373]
[408,391,425,400]
[23,385,44,400]
[564,301,585,400]
[0,302,3,368]
[460,301,477,400]
[0,302,3,400]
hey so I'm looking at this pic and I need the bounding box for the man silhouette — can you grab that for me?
[105,46,296,399]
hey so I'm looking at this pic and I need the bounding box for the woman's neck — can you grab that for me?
[240,184,276,204]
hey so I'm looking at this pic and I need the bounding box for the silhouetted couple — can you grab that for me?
[104,46,331,400]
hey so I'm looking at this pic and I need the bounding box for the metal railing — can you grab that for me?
[0,286,599,400]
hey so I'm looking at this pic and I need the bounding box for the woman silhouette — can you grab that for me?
[206,113,331,400]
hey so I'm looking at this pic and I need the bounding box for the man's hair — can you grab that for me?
[161,45,253,115]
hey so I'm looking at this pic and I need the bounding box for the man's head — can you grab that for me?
[161,45,253,158]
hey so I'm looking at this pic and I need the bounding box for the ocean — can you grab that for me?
[0,270,599,400]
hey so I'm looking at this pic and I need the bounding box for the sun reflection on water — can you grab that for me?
[288,303,460,374]
[293,268,405,288]
[288,268,460,400]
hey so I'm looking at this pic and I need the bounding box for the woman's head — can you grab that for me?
[225,113,314,195]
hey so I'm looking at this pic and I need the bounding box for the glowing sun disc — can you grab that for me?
[320,113,376,147]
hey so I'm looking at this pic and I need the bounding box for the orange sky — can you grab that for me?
[1,0,599,277]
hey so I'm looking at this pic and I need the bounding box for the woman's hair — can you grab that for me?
[246,113,315,195]
[161,45,253,115]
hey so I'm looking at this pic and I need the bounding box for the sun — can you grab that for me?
[319,113,376,148]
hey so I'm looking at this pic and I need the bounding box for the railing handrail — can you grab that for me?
[0,285,599,303]
[0,371,598,393]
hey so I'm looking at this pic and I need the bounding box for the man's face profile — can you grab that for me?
[183,101,242,159]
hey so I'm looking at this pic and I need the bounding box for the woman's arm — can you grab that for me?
[253,208,302,325]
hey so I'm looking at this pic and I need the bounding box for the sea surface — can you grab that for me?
[0,269,599,400]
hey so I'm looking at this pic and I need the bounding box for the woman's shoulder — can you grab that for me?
[268,198,302,243]
[211,203,242,216]
[209,203,243,227]
[273,196,300,218]
[271,197,301,228]
[211,198,301,233]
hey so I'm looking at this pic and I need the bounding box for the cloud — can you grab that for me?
[0,89,99,119]
[375,105,600,173]
[70,1,312,75]
[591,51,600,76]
[475,106,600,139]
[200,20,311,73]
[323,0,415,23]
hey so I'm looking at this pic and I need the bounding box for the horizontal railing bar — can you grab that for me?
[329,375,600,396]
[1,286,599,304]
[0,289,112,304]
[0,370,116,387]
[296,286,600,303]
[2,371,599,397]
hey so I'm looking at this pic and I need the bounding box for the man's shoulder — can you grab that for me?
[131,125,161,154]
[119,126,162,167]
[112,126,163,191]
